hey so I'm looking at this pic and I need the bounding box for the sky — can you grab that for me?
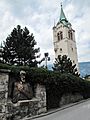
[0,0,90,64]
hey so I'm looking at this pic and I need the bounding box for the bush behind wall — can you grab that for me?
[0,63,90,98]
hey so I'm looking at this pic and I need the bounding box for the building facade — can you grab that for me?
[53,5,79,71]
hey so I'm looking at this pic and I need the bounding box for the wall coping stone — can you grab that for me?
[7,97,40,106]
[0,69,11,73]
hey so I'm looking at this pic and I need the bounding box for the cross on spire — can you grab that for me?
[60,1,62,7]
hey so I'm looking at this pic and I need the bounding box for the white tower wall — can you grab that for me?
[53,22,79,72]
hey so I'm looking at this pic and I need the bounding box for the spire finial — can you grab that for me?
[60,2,62,7]
[58,1,71,27]
[60,0,63,7]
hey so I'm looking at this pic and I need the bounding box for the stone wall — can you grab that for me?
[59,93,83,107]
[7,84,47,120]
[0,69,10,120]
[35,84,47,114]
[0,69,84,119]
[0,70,47,120]
[7,99,39,120]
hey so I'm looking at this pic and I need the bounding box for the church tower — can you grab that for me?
[53,5,79,71]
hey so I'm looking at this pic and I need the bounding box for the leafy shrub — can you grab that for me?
[0,63,90,99]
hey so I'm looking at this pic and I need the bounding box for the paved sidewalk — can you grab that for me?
[21,98,90,120]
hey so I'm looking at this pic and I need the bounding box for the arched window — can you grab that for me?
[68,30,73,40]
[60,31,63,40]
[57,33,60,41]
[57,31,63,41]
[68,31,70,39]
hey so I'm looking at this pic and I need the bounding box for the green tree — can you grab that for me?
[53,55,80,76]
[2,25,40,67]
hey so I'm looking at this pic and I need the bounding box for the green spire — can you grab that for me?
[58,4,71,27]
[59,4,67,22]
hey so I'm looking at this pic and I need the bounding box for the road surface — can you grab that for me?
[36,100,90,120]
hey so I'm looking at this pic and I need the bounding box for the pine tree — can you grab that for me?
[53,55,80,77]
[2,25,40,67]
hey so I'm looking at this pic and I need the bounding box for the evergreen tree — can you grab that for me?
[53,55,80,77]
[2,25,40,67]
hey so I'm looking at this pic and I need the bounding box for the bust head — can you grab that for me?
[20,70,26,83]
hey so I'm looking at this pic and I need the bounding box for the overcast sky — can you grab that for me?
[0,0,90,64]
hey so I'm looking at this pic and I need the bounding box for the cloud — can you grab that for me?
[63,1,90,62]
[0,0,90,63]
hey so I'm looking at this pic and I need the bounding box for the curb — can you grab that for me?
[21,98,90,120]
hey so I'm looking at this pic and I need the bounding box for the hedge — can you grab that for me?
[0,63,90,98]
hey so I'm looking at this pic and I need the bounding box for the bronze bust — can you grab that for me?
[12,70,33,103]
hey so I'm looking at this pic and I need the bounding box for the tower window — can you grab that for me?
[54,49,57,53]
[57,33,60,41]
[60,48,62,52]
[73,60,75,63]
[57,31,63,41]
[60,31,63,40]
[68,30,73,40]
[72,48,73,51]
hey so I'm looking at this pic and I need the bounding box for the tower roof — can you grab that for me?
[59,5,67,22]
[59,5,71,27]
